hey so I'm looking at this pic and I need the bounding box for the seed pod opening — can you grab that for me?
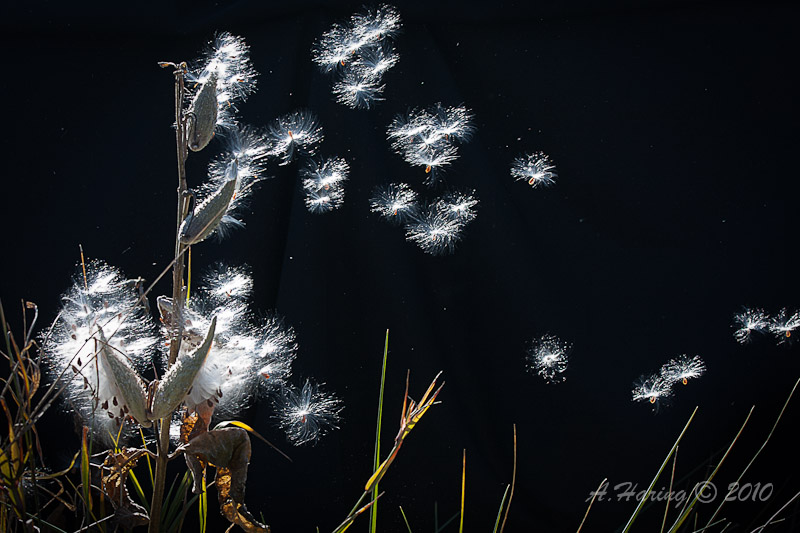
[179,179,237,245]
[149,316,217,420]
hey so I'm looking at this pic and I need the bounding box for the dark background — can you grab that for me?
[2,1,799,531]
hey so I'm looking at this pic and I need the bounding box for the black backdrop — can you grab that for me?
[2,1,799,531]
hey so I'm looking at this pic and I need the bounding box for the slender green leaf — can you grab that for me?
[492,485,510,533]
[399,506,414,533]
[199,473,207,533]
[621,407,698,533]
[369,329,390,533]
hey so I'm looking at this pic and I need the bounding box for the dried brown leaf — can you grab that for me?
[180,410,208,444]
[180,427,268,532]
[101,448,150,529]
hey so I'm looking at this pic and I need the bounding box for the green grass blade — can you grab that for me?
[437,511,460,533]
[369,329,390,533]
[80,427,92,514]
[704,377,799,530]
[621,406,698,533]
[199,473,208,533]
[492,485,510,533]
[667,407,754,532]
[163,471,191,533]
[399,506,414,533]
[128,470,150,512]
[139,427,154,488]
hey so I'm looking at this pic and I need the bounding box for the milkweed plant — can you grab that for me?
[37,31,354,533]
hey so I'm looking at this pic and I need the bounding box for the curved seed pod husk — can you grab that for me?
[187,75,219,152]
[179,179,237,245]
[149,316,217,420]
[95,325,152,428]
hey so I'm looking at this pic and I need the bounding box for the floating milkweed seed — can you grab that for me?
[187,74,219,152]
[179,179,237,245]
[149,316,217,420]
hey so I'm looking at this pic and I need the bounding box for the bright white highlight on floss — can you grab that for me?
[733,307,770,344]
[301,156,350,214]
[199,124,272,237]
[371,185,479,255]
[266,109,324,166]
[159,265,294,415]
[369,182,419,225]
[42,261,159,441]
[525,334,571,384]
[732,307,799,346]
[312,5,401,109]
[187,32,257,132]
[511,152,558,188]
[274,379,343,445]
[387,103,475,185]
[769,308,800,344]
[155,264,341,445]
[373,102,478,254]
[632,354,706,411]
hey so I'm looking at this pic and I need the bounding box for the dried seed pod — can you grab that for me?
[149,316,217,420]
[95,326,152,428]
[187,75,218,152]
[179,180,237,245]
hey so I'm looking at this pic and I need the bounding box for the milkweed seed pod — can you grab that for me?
[179,178,237,245]
[187,32,257,133]
[43,261,159,441]
[149,316,217,420]
[187,74,219,152]
[94,325,152,427]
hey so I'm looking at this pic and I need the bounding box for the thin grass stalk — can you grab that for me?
[199,473,208,533]
[369,329,390,533]
[492,485,510,533]
[667,407,753,532]
[750,489,800,533]
[576,478,606,533]
[704,377,799,530]
[621,406,698,533]
[499,424,517,533]
[459,449,465,533]
[660,445,679,533]
[399,505,414,533]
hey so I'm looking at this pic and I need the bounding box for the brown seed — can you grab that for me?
[187,385,193,395]
[112,396,118,406]
[71,365,78,374]
[207,399,214,407]
[123,404,129,414]
[101,400,109,410]
[119,408,125,418]
[77,357,82,366]
[108,411,115,418]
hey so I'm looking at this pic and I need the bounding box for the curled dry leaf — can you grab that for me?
[101,448,152,529]
[180,410,208,445]
[180,427,268,532]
